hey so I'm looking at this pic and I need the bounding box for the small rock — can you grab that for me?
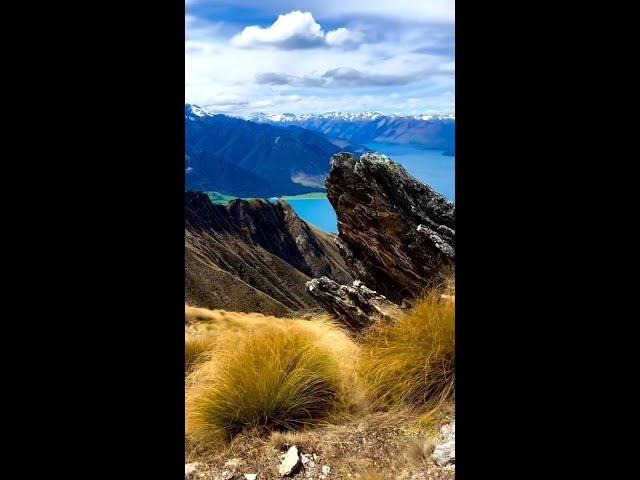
[432,422,455,466]
[308,461,316,468]
[244,475,257,480]
[301,454,310,465]
[279,445,302,476]
[322,465,330,476]
[185,463,198,480]
[312,454,318,461]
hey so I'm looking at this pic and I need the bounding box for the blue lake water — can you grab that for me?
[286,144,455,234]
[287,199,339,234]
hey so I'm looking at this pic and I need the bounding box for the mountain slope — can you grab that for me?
[185,191,352,314]
[244,111,455,152]
[186,105,346,197]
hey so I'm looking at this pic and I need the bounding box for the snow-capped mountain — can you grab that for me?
[185,104,365,197]
[238,111,455,151]
[241,111,455,123]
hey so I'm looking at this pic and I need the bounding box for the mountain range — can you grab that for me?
[186,104,455,199]
[242,111,455,152]
[186,105,366,197]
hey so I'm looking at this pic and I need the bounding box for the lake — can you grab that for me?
[285,144,455,234]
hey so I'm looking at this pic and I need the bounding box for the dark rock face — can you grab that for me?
[306,277,401,330]
[324,152,454,303]
[185,191,352,314]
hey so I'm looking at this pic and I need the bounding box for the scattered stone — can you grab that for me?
[244,475,257,480]
[279,445,302,476]
[185,462,199,480]
[322,465,331,476]
[301,454,310,465]
[432,422,455,466]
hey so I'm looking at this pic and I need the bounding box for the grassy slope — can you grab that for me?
[184,290,455,479]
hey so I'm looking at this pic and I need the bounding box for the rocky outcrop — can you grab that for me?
[306,152,454,325]
[327,152,454,302]
[186,192,352,314]
[306,277,401,329]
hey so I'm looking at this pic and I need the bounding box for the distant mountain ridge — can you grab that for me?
[186,105,359,197]
[242,111,455,122]
[240,111,455,152]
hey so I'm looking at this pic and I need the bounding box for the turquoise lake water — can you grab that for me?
[287,144,455,234]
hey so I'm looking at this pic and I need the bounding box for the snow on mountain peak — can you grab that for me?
[237,111,454,123]
[185,104,214,119]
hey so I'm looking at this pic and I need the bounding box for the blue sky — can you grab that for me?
[186,0,454,115]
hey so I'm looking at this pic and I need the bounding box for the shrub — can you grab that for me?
[186,316,360,444]
[358,293,454,410]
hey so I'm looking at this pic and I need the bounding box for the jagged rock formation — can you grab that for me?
[326,152,454,303]
[306,152,455,325]
[185,192,352,315]
[306,277,401,330]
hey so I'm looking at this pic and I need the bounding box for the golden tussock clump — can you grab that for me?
[185,312,362,445]
[358,291,455,411]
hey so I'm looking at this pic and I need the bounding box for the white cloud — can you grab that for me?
[325,27,363,47]
[230,10,364,50]
[185,5,454,115]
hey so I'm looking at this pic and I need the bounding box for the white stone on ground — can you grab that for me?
[432,422,455,467]
[279,445,301,476]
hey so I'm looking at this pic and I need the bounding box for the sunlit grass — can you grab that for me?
[185,314,361,445]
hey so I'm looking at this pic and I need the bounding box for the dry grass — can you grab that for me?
[185,314,362,445]
[358,291,455,411]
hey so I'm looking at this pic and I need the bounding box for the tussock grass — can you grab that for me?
[358,291,455,411]
[186,314,361,445]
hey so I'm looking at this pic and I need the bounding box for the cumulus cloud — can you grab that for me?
[231,10,366,50]
[325,27,364,47]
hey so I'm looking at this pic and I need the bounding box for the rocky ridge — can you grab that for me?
[186,192,352,315]
[306,152,455,326]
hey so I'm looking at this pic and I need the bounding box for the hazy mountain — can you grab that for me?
[242,111,455,153]
[186,105,351,197]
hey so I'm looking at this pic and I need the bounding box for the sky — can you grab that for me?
[185,0,454,115]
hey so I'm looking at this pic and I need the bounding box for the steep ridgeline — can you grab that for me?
[186,105,355,197]
[185,191,352,316]
[306,152,455,328]
[244,112,455,154]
